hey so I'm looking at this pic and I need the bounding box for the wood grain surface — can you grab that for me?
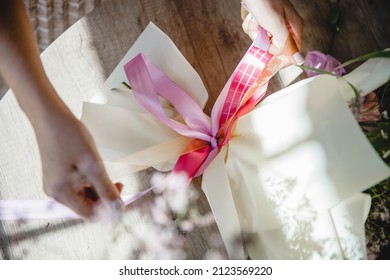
[0,0,389,259]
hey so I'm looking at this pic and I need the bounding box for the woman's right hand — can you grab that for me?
[241,0,304,65]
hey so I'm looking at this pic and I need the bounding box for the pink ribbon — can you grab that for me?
[125,27,272,179]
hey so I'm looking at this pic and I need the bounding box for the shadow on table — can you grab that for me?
[0,77,7,101]
[0,219,84,259]
[0,217,10,259]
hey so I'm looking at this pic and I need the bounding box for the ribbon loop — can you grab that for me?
[124,30,274,178]
[125,53,212,142]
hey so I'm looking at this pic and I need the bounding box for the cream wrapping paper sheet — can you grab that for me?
[204,74,389,259]
[81,23,390,259]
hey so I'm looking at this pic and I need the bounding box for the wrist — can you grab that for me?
[16,79,74,128]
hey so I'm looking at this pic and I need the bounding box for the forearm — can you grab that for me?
[0,0,68,123]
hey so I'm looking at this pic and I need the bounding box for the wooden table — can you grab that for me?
[1,0,389,259]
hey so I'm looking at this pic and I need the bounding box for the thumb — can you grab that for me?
[282,32,304,65]
[243,0,304,65]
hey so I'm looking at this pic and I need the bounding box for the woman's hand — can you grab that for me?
[241,0,304,64]
[33,103,122,220]
[0,0,122,220]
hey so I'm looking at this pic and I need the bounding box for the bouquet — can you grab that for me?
[81,23,390,259]
[1,22,389,260]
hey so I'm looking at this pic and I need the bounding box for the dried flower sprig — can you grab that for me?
[361,83,390,259]
[119,172,227,259]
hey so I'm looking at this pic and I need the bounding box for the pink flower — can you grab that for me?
[357,92,381,122]
[304,51,346,77]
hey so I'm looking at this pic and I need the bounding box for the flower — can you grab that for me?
[152,172,198,214]
[304,50,346,77]
[356,92,381,123]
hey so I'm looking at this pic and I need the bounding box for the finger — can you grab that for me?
[241,4,249,21]
[242,13,260,41]
[52,183,95,219]
[78,184,122,202]
[83,160,120,204]
[115,182,124,193]
[82,186,99,202]
[244,0,289,51]
[282,32,304,65]
[284,3,304,51]
[85,168,124,222]
[243,0,304,64]
[280,3,304,64]
[269,43,281,56]
[241,13,250,37]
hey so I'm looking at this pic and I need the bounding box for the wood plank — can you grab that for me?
[172,0,251,113]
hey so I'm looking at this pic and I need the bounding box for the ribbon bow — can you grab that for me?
[125,27,273,180]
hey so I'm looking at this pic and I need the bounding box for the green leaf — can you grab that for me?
[299,65,338,76]
[335,50,390,70]
[346,81,361,101]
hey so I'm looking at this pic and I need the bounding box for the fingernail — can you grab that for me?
[110,198,124,213]
[105,198,124,228]
[293,52,305,65]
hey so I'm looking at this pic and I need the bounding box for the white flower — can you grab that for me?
[180,220,194,232]
[195,212,216,227]
[382,150,390,159]
[117,171,221,259]
[154,172,195,214]
[151,196,170,224]
[151,173,168,194]
[204,250,225,260]
[380,129,388,140]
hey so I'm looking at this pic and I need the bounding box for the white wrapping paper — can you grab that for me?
[81,23,390,259]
